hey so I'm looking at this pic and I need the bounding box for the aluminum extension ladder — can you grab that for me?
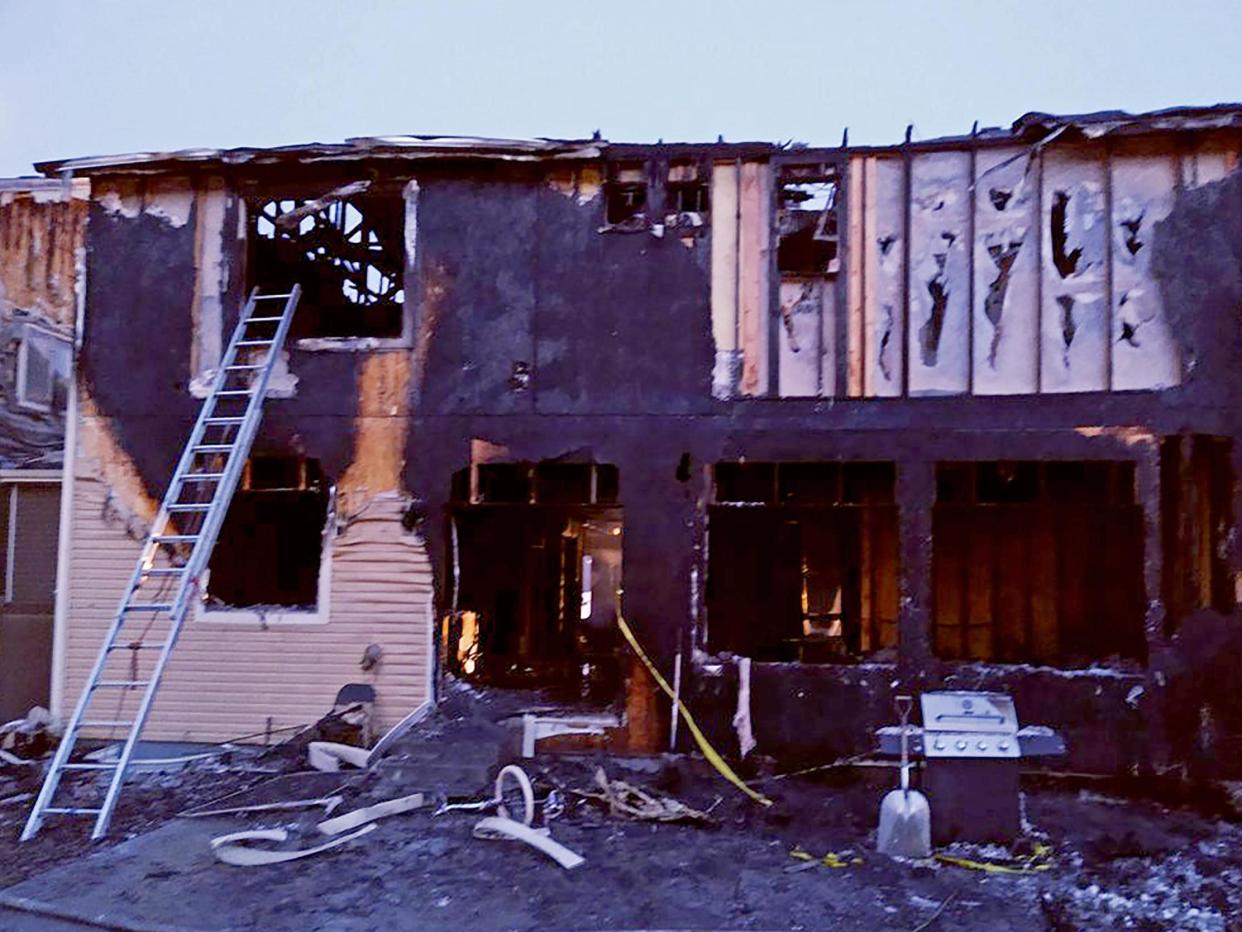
[22,285,302,841]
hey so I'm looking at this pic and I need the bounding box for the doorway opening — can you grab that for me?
[446,461,622,705]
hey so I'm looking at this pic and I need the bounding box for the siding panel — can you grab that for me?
[63,429,433,744]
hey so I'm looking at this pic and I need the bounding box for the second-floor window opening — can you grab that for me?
[778,166,839,275]
[249,190,405,341]
[604,164,648,227]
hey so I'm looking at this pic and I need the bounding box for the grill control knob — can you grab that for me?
[955,739,967,751]
[977,740,987,751]
[933,739,944,751]
[998,741,1010,752]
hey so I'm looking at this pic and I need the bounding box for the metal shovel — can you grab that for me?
[877,695,931,858]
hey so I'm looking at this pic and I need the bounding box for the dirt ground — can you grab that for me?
[2,694,1242,931]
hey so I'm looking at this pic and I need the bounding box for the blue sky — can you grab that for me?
[1,0,1239,176]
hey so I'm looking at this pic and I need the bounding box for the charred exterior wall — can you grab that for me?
[403,143,1242,776]
[61,175,432,742]
[55,116,1242,771]
[408,161,718,675]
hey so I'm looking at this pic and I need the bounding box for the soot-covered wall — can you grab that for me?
[77,154,1242,776]
[404,156,1242,776]
[82,182,360,502]
[406,166,715,663]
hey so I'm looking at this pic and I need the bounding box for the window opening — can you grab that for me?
[2,483,58,609]
[249,191,405,340]
[707,462,898,662]
[604,164,648,227]
[777,166,839,275]
[14,328,70,414]
[666,161,709,219]
[205,455,330,609]
[447,461,623,704]
[933,461,1145,666]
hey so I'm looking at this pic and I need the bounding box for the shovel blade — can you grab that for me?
[877,788,931,858]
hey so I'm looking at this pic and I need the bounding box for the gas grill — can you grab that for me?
[875,690,1065,844]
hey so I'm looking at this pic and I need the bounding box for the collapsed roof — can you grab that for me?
[32,102,1242,178]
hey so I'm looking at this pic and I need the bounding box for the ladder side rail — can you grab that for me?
[133,288,260,575]
[135,282,260,575]
[90,286,299,838]
[18,546,145,839]
[146,281,282,635]
[181,284,302,587]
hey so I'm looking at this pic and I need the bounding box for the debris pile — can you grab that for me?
[574,766,717,824]
[0,707,56,766]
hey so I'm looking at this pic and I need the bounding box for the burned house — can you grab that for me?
[0,178,82,720]
[35,104,1242,774]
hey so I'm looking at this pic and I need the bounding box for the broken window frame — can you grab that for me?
[195,456,337,626]
[664,159,711,230]
[241,179,415,352]
[450,462,620,507]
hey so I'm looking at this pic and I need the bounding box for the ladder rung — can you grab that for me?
[166,504,210,513]
[225,364,265,371]
[79,720,133,728]
[180,474,223,482]
[204,417,245,425]
[153,533,200,542]
[254,293,292,300]
[62,762,117,771]
[123,603,173,613]
[43,807,103,816]
[142,568,186,577]
[246,316,284,323]
[97,680,150,688]
[193,444,235,453]
[216,390,252,397]
[236,340,273,347]
[107,643,163,651]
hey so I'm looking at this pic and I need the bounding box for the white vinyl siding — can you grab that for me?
[61,433,433,744]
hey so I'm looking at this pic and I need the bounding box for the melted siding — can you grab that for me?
[0,190,85,329]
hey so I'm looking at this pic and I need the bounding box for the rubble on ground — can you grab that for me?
[2,687,1241,929]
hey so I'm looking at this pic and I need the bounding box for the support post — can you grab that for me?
[897,458,935,672]
[1136,442,1170,772]
[1137,443,1167,658]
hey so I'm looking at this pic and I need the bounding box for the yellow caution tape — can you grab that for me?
[790,845,863,868]
[617,615,772,807]
[934,842,1054,875]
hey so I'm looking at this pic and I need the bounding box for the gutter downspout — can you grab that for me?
[49,175,86,721]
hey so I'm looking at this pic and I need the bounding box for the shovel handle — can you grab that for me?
[895,695,913,795]
[894,695,913,725]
